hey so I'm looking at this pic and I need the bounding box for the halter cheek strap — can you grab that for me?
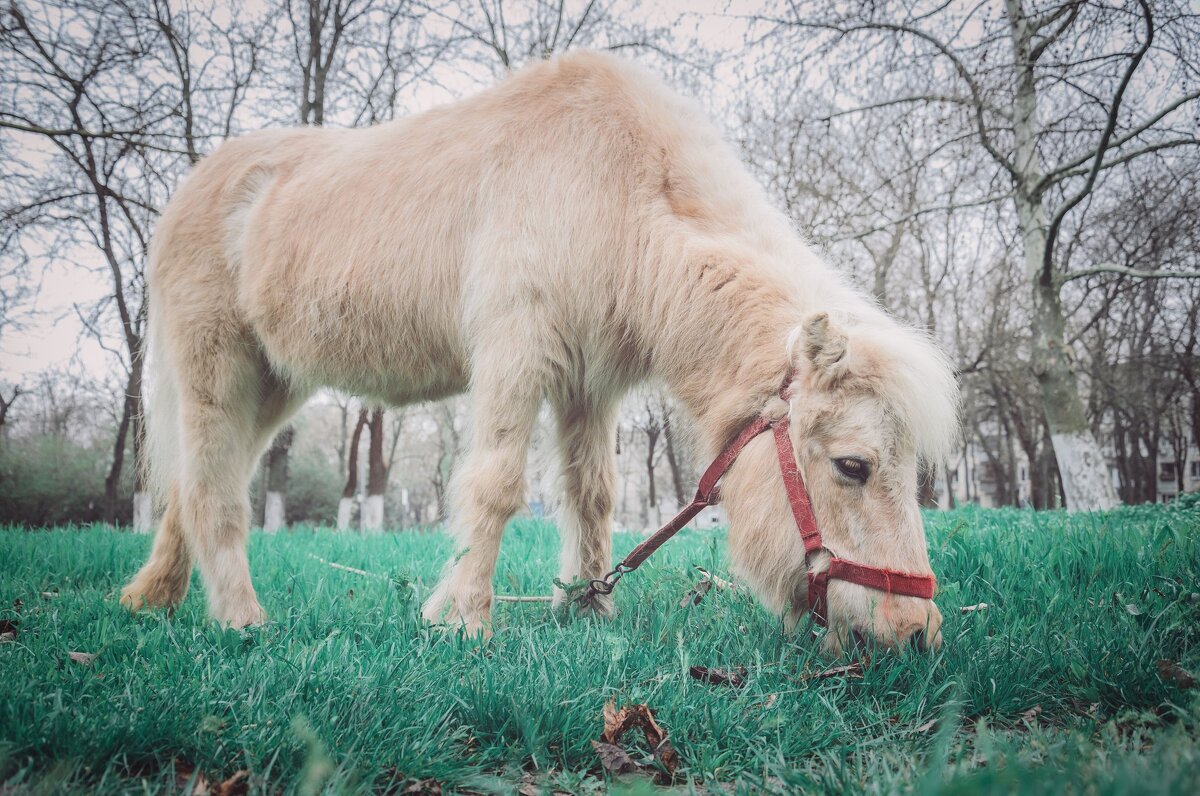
[579,379,937,626]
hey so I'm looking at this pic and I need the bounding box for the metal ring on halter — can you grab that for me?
[581,563,632,598]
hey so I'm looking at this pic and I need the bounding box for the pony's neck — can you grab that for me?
[649,248,806,453]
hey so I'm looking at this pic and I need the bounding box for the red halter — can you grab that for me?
[580,379,936,626]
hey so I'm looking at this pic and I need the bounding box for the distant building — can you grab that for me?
[937,433,1198,508]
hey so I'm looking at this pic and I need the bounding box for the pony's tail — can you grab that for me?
[141,289,182,512]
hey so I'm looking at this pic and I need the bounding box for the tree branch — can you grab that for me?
[1040,0,1153,284]
[1059,264,1200,284]
[1037,90,1200,190]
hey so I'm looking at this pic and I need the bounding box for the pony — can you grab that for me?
[121,51,959,654]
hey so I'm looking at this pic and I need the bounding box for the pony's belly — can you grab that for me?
[252,305,469,406]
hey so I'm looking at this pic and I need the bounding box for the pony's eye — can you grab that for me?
[833,457,869,484]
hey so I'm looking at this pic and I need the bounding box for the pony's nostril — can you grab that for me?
[910,629,928,653]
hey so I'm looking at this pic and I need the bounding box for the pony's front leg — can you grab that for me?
[551,395,619,617]
[422,354,542,636]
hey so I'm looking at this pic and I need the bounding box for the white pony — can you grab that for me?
[122,51,958,653]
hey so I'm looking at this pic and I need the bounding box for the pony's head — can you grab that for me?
[723,312,959,655]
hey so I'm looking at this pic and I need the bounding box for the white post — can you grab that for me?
[336,496,354,531]
[361,494,385,533]
[263,491,285,533]
[132,491,153,533]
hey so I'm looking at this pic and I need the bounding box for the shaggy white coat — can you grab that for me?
[122,52,959,651]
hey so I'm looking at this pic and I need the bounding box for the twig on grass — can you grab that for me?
[305,552,551,602]
[306,553,388,580]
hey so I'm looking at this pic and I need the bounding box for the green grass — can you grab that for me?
[2,500,1199,794]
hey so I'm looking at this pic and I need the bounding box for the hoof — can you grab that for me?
[212,600,268,629]
[120,579,185,613]
[422,585,492,639]
[556,591,615,620]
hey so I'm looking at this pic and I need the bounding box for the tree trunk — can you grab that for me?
[0,387,22,444]
[1006,0,1119,511]
[644,427,660,527]
[1028,277,1119,510]
[363,407,387,532]
[263,426,294,533]
[662,414,686,506]
[940,459,957,509]
[338,409,367,531]
[131,404,151,532]
[104,355,143,526]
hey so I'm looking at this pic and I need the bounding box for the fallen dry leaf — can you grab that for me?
[0,632,14,643]
[211,770,249,796]
[913,719,937,734]
[68,651,96,665]
[0,619,17,635]
[688,665,747,688]
[12,598,23,613]
[1021,705,1043,723]
[1125,604,1142,616]
[401,778,442,795]
[591,740,638,775]
[1157,659,1197,689]
[596,700,680,782]
[960,603,989,614]
[679,579,712,608]
[41,591,58,600]
[693,567,734,590]
[173,759,209,796]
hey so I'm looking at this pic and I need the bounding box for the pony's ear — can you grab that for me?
[803,312,847,371]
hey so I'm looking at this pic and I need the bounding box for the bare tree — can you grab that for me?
[337,407,367,530]
[763,0,1200,509]
[362,406,387,530]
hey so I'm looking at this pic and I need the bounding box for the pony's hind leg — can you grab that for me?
[121,485,191,611]
[174,335,304,628]
[551,395,619,617]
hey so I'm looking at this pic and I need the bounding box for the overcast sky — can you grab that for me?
[1,1,769,387]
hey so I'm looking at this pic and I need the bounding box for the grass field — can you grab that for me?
[2,500,1199,794]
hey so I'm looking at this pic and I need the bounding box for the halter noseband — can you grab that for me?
[579,377,936,626]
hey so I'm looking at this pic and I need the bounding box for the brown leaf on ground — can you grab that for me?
[173,759,209,796]
[597,700,680,782]
[1157,659,1197,689]
[402,778,442,795]
[211,770,249,796]
[688,665,747,688]
[0,632,14,643]
[913,719,937,734]
[803,661,865,681]
[0,619,17,635]
[41,591,58,600]
[960,603,989,614]
[591,740,638,775]
[1125,604,1142,616]
[68,651,96,665]
[693,567,735,590]
[679,579,712,607]
[1021,705,1042,723]
[12,598,22,613]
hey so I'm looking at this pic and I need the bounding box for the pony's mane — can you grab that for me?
[855,318,961,464]
[788,300,961,465]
